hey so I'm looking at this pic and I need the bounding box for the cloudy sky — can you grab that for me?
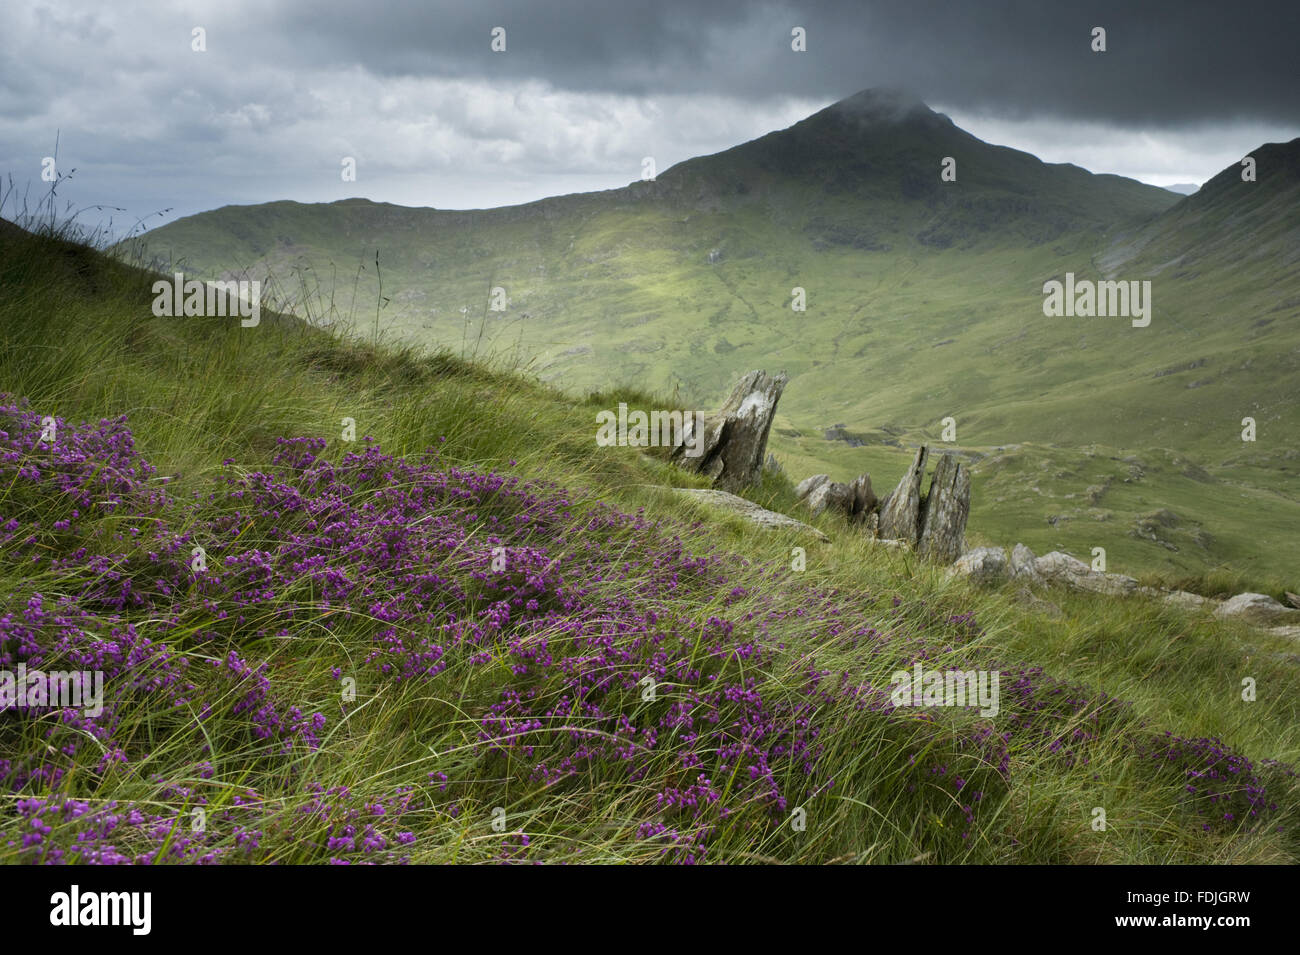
[2,0,1296,238]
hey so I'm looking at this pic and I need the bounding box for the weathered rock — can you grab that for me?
[1034,551,1091,581]
[847,473,878,524]
[878,446,929,543]
[1214,592,1299,626]
[806,480,854,516]
[951,546,1009,585]
[917,453,970,562]
[1269,625,1300,640]
[1034,551,1138,596]
[1010,543,1040,582]
[1286,592,1300,610]
[794,473,830,501]
[671,370,788,493]
[673,488,828,541]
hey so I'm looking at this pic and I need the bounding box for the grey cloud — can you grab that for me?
[255,0,1299,126]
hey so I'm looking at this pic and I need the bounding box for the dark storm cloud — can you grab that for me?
[260,0,1299,126]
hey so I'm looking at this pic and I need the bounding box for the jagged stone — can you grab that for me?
[951,546,1009,585]
[1214,592,1299,626]
[673,488,828,541]
[917,453,970,562]
[848,473,878,524]
[794,473,830,501]
[671,370,788,493]
[878,446,929,543]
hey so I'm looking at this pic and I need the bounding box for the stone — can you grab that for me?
[917,453,970,562]
[1214,592,1299,626]
[1010,543,1040,582]
[1286,592,1300,610]
[673,488,828,541]
[951,546,1009,585]
[878,446,929,543]
[847,473,878,524]
[671,370,788,493]
[806,480,854,516]
[1034,551,1138,596]
[794,474,830,501]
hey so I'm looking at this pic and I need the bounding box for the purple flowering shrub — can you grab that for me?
[1135,732,1300,837]
[1,400,1296,862]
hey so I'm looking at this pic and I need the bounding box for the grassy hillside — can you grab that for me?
[3,218,1299,864]
[118,93,1300,585]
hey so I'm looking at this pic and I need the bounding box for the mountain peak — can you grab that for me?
[831,87,933,119]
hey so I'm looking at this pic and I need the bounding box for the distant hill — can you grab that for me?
[1161,183,1201,195]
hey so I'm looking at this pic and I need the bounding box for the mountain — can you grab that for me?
[117,91,1300,582]
[1162,183,1201,195]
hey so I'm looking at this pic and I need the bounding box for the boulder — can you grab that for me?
[951,547,1009,585]
[1035,551,1138,596]
[806,480,854,516]
[1214,592,1299,626]
[671,370,788,493]
[673,488,828,541]
[917,453,970,562]
[878,446,929,543]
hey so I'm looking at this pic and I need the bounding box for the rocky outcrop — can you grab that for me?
[798,471,879,525]
[673,488,828,541]
[671,370,788,492]
[878,446,930,542]
[953,542,1138,595]
[917,453,970,562]
[1033,550,1138,595]
[793,446,968,558]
